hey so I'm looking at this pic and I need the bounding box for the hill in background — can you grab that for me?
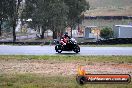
[85,0,132,16]
[86,0,132,9]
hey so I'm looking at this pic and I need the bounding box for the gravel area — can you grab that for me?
[0,59,132,76]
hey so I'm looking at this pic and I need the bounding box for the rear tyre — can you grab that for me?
[57,49,62,53]
[55,45,62,53]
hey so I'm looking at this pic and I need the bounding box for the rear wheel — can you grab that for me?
[55,45,62,53]
[57,49,62,53]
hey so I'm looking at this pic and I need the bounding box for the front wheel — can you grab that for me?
[73,45,80,53]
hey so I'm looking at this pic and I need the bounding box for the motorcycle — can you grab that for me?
[55,38,80,53]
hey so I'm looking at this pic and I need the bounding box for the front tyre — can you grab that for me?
[74,45,80,53]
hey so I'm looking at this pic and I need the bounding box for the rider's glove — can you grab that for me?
[64,43,66,45]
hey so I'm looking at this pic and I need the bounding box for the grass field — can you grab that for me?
[0,55,132,63]
[0,55,132,88]
[0,74,131,88]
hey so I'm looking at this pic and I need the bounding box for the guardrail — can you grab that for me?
[0,41,52,45]
[0,38,132,45]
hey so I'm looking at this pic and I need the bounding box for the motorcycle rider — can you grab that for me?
[55,32,80,53]
[60,32,71,46]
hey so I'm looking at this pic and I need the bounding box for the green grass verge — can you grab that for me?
[0,74,131,88]
[0,55,132,63]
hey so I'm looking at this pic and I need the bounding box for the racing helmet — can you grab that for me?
[64,32,68,37]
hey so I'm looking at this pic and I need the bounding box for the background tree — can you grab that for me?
[48,0,69,39]
[35,0,68,39]
[23,0,89,39]
[22,0,48,38]
[100,27,113,39]
[23,0,69,39]
[0,1,4,36]
[64,0,90,37]
[0,0,22,42]
[32,0,49,39]
[0,0,11,36]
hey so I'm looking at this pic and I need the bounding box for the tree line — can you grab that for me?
[0,0,89,41]
[0,0,22,42]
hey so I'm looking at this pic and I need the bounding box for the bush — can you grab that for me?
[100,27,113,39]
